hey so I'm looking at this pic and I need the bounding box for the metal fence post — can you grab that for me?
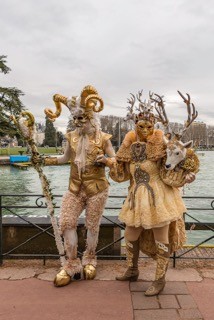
[0,195,3,265]
[173,251,176,268]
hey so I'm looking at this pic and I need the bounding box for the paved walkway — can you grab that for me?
[0,260,214,320]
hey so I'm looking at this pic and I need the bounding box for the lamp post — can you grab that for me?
[118,116,121,148]
[55,127,58,150]
[208,130,214,149]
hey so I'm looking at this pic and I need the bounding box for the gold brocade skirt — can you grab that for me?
[119,177,186,229]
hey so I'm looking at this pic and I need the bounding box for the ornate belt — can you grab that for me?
[133,165,156,207]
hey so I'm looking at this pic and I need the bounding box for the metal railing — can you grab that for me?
[0,194,213,267]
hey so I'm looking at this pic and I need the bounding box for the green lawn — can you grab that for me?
[0,147,61,156]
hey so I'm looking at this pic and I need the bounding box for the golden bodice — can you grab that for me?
[66,130,112,196]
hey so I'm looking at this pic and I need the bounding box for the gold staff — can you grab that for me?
[11,111,66,267]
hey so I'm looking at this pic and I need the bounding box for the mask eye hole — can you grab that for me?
[78,117,84,120]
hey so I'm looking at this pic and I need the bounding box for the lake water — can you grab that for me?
[0,151,214,244]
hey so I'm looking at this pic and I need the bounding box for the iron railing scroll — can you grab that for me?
[0,194,213,267]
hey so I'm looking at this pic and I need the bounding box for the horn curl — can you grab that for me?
[85,94,104,113]
[44,94,68,121]
[80,85,98,103]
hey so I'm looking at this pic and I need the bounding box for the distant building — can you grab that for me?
[0,135,18,147]
[10,136,18,147]
[183,121,207,146]
[169,122,184,136]
[207,125,214,147]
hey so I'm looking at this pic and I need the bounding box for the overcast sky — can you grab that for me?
[1,0,214,132]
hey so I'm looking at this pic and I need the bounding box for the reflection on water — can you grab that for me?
[0,151,214,244]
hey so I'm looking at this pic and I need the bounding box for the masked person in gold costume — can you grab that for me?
[97,90,199,296]
[33,85,115,286]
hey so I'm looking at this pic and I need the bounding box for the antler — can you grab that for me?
[127,93,136,113]
[168,91,198,140]
[177,91,198,133]
[136,89,143,103]
[150,93,169,126]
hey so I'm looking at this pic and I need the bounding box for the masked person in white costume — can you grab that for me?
[33,85,115,286]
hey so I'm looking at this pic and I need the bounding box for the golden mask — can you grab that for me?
[136,120,154,141]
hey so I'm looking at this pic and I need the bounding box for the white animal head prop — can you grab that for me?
[164,91,198,170]
[164,136,193,170]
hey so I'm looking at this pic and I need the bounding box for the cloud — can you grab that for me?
[1,0,214,130]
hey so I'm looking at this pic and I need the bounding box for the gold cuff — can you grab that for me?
[44,157,58,166]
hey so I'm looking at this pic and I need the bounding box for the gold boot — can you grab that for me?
[54,269,71,287]
[145,242,170,296]
[83,264,96,280]
[82,251,97,280]
[116,239,139,281]
[54,258,82,287]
